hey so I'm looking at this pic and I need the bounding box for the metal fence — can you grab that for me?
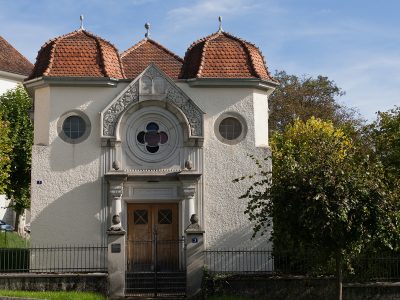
[204,249,275,274]
[204,249,400,280]
[0,245,107,273]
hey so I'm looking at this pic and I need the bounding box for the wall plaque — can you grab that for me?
[111,243,121,253]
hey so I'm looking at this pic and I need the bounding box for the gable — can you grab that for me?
[101,64,203,141]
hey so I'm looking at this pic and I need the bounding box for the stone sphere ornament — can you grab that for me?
[112,160,120,170]
[185,160,193,170]
[112,214,121,225]
[190,213,199,224]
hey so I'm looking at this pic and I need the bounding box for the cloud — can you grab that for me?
[167,0,261,25]
[307,52,400,121]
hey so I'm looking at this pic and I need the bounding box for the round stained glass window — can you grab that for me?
[136,122,168,154]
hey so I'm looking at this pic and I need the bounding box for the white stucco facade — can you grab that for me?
[30,83,127,244]
[28,65,275,251]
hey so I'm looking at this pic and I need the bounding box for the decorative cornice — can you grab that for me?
[104,172,128,184]
[178,172,202,182]
[110,185,123,198]
[183,187,196,198]
[184,77,278,94]
[24,76,120,91]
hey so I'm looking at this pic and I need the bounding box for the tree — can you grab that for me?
[238,118,397,300]
[0,85,33,231]
[369,107,400,187]
[269,71,363,133]
[0,112,12,194]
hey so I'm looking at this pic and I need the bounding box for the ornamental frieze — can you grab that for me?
[103,82,139,136]
[101,65,203,138]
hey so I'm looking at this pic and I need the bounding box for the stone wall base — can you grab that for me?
[205,276,400,300]
[0,274,108,295]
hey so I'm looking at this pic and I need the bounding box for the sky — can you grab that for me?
[0,0,399,121]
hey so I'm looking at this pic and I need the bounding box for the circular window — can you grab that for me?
[136,122,169,154]
[62,116,86,139]
[57,110,91,144]
[219,117,242,140]
[215,113,247,145]
[124,107,181,164]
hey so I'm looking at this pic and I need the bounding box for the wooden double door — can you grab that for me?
[127,203,179,271]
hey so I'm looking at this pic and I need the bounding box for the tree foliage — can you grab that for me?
[369,106,400,188]
[238,118,397,261]
[0,85,33,215]
[0,112,12,194]
[269,71,363,133]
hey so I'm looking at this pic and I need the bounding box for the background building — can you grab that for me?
[0,36,32,226]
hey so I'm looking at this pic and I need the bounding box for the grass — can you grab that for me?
[0,290,106,300]
[0,231,29,248]
[208,296,252,300]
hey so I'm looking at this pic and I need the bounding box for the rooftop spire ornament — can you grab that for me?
[218,16,223,32]
[80,15,84,30]
[145,22,150,38]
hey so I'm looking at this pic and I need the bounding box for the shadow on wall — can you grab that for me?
[207,223,272,250]
[49,134,100,172]
[0,195,15,225]
[31,180,104,246]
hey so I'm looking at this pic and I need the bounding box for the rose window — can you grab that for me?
[136,122,168,153]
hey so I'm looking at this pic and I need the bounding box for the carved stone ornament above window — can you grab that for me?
[101,64,203,139]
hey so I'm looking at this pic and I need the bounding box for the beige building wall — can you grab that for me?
[30,78,272,250]
[177,83,272,249]
[30,84,127,245]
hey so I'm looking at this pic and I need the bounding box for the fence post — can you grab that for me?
[107,229,126,298]
[185,214,205,298]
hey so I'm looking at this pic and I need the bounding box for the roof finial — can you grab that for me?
[145,22,150,38]
[80,15,84,30]
[218,16,223,32]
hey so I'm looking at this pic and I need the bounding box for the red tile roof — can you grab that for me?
[179,31,276,82]
[0,36,33,76]
[121,38,183,79]
[28,30,125,80]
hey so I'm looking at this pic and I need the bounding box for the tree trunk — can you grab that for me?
[336,251,343,300]
[17,212,26,237]
[14,209,20,233]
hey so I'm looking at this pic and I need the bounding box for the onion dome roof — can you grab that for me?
[179,31,275,82]
[28,29,125,80]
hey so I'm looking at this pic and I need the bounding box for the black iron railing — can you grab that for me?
[204,249,400,280]
[0,245,107,273]
[204,249,275,274]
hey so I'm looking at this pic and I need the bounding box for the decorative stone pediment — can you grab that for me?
[101,64,204,139]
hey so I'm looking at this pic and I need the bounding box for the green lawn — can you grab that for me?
[208,296,252,300]
[0,290,106,300]
[0,231,29,248]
